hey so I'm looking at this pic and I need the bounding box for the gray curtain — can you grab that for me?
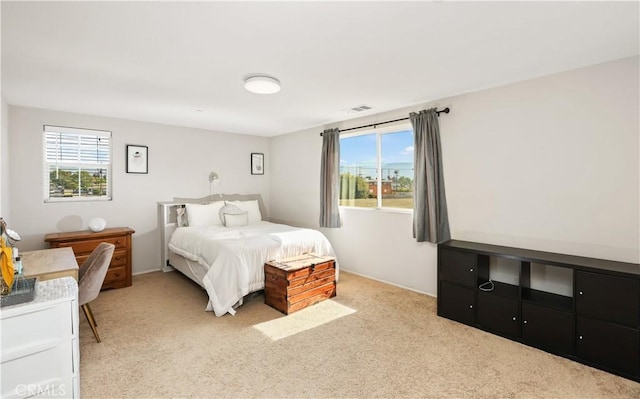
[410,109,451,243]
[319,128,341,228]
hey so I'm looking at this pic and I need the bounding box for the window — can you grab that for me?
[339,124,414,210]
[43,125,112,202]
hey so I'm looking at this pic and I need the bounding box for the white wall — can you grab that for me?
[269,56,640,296]
[1,97,9,218]
[8,106,269,274]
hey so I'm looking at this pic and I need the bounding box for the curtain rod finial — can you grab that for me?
[437,107,450,116]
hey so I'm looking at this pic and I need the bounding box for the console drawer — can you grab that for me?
[438,281,475,326]
[577,316,640,377]
[576,271,640,327]
[439,249,478,287]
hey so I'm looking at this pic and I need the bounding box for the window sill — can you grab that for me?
[339,206,412,215]
[45,197,112,203]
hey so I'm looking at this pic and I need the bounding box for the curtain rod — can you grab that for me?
[320,107,450,136]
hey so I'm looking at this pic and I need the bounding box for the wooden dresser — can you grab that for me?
[44,227,134,290]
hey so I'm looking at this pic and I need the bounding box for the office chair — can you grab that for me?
[78,242,115,343]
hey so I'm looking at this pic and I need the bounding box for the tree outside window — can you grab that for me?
[44,126,112,202]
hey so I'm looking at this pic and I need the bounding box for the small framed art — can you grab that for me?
[251,153,264,175]
[126,145,148,174]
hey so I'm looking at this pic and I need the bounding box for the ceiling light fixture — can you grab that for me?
[244,75,281,94]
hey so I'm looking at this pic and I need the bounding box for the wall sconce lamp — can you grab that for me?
[209,171,220,200]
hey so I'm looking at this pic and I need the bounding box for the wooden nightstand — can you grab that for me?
[44,227,135,290]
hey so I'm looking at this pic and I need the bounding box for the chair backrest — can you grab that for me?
[78,242,115,305]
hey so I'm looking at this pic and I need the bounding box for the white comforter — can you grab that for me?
[168,222,337,316]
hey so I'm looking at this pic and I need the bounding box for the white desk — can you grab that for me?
[21,247,79,281]
[1,277,80,398]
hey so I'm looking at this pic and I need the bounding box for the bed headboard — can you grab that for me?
[157,194,268,270]
[172,193,267,220]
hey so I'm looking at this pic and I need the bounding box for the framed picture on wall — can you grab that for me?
[251,153,264,175]
[126,145,148,174]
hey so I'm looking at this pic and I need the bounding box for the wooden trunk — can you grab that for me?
[264,254,336,315]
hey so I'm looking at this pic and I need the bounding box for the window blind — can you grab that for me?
[44,125,111,165]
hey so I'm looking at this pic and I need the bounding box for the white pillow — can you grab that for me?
[218,204,245,226]
[226,200,262,223]
[223,212,249,227]
[185,201,225,227]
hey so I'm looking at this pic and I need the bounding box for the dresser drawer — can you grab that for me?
[76,248,127,268]
[1,302,71,359]
[103,266,128,288]
[59,236,128,255]
[110,249,127,267]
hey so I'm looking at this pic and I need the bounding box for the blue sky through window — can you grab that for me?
[340,129,414,179]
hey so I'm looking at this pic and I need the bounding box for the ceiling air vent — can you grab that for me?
[350,105,373,112]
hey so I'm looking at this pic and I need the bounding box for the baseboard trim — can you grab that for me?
[340,268,436,298]
[132,267,436,298]
[132,268,162,276]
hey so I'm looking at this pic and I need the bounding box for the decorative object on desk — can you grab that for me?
[208,171,220,200]
[0,277,36,307]
[0,218,20,295]
[0,220,21,246]
[251,152,264,175]
[14,256,22,275]
[88,217,107,232]
[0,237,14,295]
[126,144,148,174]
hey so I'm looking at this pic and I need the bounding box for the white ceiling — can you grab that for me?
[2,1,638,137]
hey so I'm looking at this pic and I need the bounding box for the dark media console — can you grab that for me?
[437,240,640,381]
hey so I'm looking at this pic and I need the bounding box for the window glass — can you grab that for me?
[339,133,377,207]
[43,125,112,202]
[339,124,413,210]
[380,129,414,209]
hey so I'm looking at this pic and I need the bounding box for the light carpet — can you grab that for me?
[253,299,357,341]
[78,270,640,398]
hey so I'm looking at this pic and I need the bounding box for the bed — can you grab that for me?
[158,194,337,316]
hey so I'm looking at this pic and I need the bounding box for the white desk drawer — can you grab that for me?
[1,340,73,399]
[1,302,71,362]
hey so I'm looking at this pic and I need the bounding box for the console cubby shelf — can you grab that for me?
[440,240,640,276]
[488,280,519,299]
[437,239,640,382]
[521,287,572,312]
